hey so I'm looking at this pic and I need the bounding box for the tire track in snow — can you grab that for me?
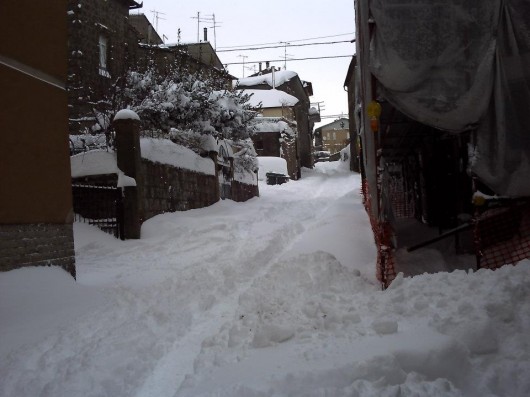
[136,171,360,396]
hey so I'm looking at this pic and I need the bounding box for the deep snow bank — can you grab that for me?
[1,163,529,397]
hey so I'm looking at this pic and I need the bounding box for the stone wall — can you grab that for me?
[282,139,299,180]
[232,180,259,202]
[141,159,219,221]
[0,224,76,278]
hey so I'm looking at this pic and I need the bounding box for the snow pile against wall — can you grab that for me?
[140,138,215,176]
[369,0,530,196]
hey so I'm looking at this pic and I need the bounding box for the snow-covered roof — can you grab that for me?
[315,117,349,133]
[237,70,298,88]
[241,89,299,108]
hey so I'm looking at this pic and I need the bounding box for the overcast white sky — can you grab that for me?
[132,0,356,128]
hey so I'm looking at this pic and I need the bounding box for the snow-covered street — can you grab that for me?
[1,162,530,397]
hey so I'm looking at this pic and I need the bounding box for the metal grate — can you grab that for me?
[72,183,123,239]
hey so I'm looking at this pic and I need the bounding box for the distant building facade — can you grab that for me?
[315,118,350,154]
[238,68,318,171]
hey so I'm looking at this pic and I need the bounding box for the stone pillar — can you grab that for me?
[113,110,144,239]
[208,150,221,201]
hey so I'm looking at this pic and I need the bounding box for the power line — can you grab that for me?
[225,54,354,65]
[217,39,353,53]
[217,32,355,49]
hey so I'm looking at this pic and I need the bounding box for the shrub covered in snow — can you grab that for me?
[114,65,256,142]
[231,138,259,176]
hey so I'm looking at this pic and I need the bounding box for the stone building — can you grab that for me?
[67,0,142,134]
[343,56,359,172]
[250,117,299,180]
[128,13,164,45]
[238,68,318,170]
[68,5,233,135]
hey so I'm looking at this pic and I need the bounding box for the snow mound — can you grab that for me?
[113,109,140,121]
[257,156,288,180]
[140,138,215,175]
[71,149,118,178]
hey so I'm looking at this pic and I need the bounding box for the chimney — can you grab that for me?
[203,27,208,42]
[266,61,270,69]
[259,62,262,72]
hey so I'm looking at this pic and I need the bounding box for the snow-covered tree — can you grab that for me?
[114,62,257,141]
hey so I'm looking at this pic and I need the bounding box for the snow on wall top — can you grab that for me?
[71,139,216,178]
[71,150,119,178]
[113,109,140,121]
[237,70,298,88]
[140,138,215,176]
[241,89,299,108]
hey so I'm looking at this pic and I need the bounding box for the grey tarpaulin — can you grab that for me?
[369,0,530,196]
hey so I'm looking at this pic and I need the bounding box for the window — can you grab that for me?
[98,35,110,77]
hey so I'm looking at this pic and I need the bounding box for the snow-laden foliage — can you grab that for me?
[231,138,259,175]
[116,65,256,141]
[168,128,204,154]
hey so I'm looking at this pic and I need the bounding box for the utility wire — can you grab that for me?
[225,54,354,65]
[217,40,353,53]
[217,32,355,49]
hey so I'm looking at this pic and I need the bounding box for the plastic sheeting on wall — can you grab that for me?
[368,0,530,197]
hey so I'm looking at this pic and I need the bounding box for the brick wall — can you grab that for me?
[141,159,219,220]
[0,224,76,278]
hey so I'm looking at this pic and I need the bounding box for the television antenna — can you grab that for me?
[280,42,293,70]
[150,10,166,31]
[237,55,248,77]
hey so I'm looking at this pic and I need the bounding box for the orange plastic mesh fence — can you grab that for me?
[474,199,530,270]
[361,179,397,288]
